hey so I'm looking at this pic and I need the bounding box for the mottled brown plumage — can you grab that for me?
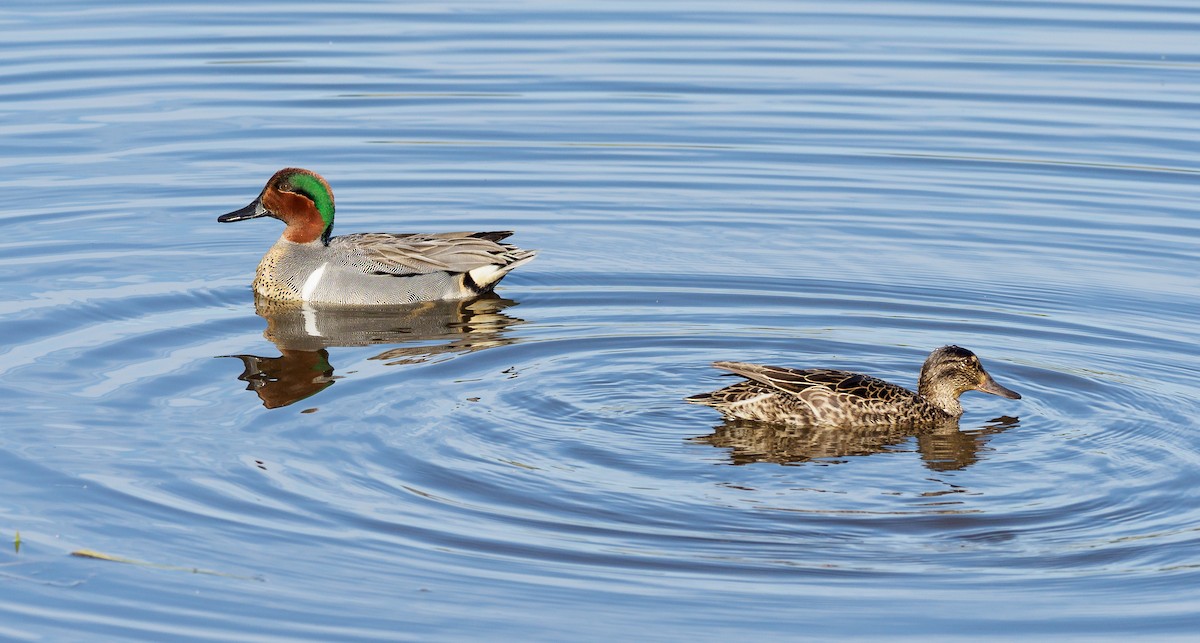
[687,345,1021,427]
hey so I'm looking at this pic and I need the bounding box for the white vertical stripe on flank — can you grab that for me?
[301,262,328,301]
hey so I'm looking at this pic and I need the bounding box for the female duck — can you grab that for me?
[218,168,536,305]
[687,345,1021,426]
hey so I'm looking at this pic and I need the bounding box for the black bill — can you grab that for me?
[218,200,268,223]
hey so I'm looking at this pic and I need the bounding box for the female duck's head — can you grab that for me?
[917,345,1021,417]
[218,168,336,245]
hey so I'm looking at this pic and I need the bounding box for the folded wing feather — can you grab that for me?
[332,231,520,275]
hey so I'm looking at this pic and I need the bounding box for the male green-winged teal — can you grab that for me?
[687,345,1021,426]
[217,168,536,305]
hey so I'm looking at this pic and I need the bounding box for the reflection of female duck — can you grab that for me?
[694,416,1018,471]
[687,346,1020,426]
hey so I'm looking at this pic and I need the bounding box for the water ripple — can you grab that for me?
[1,0,1199,639]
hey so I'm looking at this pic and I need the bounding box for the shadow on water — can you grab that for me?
[221,294,524,408]
[693,415,1020,471]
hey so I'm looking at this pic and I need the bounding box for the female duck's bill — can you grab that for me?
[974,371,1021,399]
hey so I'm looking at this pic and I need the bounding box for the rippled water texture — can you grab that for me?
[2,1,1199,639]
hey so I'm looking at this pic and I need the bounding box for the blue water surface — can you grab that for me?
[1,0,1199,639]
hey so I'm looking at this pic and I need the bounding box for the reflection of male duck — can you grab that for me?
[224,295,524,408]
[226,349,335,410]
[694,416,1019,471]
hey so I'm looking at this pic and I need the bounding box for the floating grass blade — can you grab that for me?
[70,549,262,581]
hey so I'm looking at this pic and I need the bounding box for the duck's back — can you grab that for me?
[688,363,948,426]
